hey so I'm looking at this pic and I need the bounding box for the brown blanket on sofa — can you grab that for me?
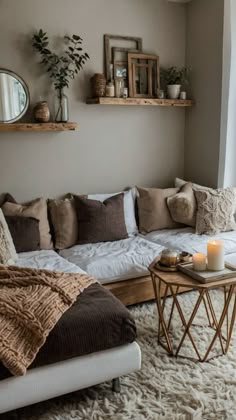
[0,265,96,376]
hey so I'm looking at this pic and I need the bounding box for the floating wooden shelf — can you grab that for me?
[0,122,78,132]
[86,97,193,107]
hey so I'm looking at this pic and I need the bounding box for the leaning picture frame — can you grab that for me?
[104,34,143,81]
[128,53,160,98]
[112,47,139,84]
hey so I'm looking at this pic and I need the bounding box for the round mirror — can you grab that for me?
[0,69,30,123]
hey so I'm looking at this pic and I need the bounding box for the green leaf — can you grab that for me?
[72,34,81,41]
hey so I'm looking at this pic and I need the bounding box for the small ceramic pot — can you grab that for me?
[167,84,181,99]
[34,101,50,122]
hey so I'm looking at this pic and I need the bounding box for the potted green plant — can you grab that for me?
[32,29,89,122]
[160,66,190,99]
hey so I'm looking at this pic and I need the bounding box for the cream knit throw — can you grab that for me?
[0,265,96,376]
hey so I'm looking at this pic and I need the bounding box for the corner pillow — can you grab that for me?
[2,198,53,250]
[86,188,138,236]
[195,188,236,234]
[5,216,40,253]
[175,177,212,191]
[74,193,128,244]
[167,182,197,227]
[48,196,78,250]
[137,186,181,233]
[0,209,17,264]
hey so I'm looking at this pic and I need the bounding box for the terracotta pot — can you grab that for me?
[91,73,106,97]
[34,101,50,122]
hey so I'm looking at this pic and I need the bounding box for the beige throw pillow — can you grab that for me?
[137,187,181,233]
[0,209,17,264]
[195,188,236,234]
[48,196,78,250]
[167,183,197,227]
[2,198,53,250]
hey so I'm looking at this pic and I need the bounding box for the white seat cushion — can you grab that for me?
[140,228,236,256]
[60,237,164,284]
[17,250,87,274]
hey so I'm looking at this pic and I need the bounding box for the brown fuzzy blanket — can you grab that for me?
[0,265,96,376]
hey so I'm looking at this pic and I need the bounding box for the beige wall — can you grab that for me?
[184,0,224,187]
[0,0,186,201]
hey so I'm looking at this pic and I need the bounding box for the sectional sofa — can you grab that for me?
[1,178,236,413]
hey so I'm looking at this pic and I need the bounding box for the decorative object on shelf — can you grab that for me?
[157,89,165,99]
[54,90,69,122]
[104,34,142,81]
[91,73,106,97]
[192,253,207,271]
[180,91,187,100]
[33,101,50,123]
[32,29,90,122]
[128,53,160,98]
[105,81,115,97]
[112,47,139,88]
[207,240,225,271]
[123,87,128,98]
[0,68,30,123]
[115,77,124,98]
[160,66,191,99]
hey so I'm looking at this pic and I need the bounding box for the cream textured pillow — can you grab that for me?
[0,209,17,264]
[195,188,236,234]
[48,196,78,250]
[167,182,197,227]
[137,186,181,233]
[2,198,53,250]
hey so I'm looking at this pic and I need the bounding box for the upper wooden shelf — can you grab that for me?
[0,122,78,132]
[86,97,193,107]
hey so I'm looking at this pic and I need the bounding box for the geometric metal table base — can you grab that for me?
[150,265,236,363]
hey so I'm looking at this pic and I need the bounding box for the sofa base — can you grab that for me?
[0,342,141,414]
[104,275,190,306]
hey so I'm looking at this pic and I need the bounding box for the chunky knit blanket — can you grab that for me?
[0,265,96,376]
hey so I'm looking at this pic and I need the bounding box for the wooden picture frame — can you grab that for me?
[112,47,139,84]
[104,35,142,81]
[128,53,160,98]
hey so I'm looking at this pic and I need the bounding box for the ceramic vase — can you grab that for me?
[54,90,69,122]
[167,84,181,99]
[33,101,50,122]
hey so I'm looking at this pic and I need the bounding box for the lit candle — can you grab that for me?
[207,240,224,271]
[192,253,207,271]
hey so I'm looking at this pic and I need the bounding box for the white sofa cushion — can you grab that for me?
[60,237,164,284]
[140,228,236,256]
[87,188,138,237]
[17,250,87,274]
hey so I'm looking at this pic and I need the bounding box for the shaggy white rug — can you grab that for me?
[3,290,236,420]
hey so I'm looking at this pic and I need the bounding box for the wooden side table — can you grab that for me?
[149,258,236,362]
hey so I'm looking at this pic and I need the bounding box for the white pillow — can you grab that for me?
[175,177,211,191]
[87,188,138,236]
[0,209,17,265]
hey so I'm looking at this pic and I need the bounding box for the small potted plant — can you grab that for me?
[160,66,190,99]
[32,29,89,122]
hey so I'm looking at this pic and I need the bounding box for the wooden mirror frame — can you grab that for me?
[128,53,160,98]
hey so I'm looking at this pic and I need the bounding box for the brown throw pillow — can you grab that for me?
[74,193,128,244]
[2,198,53,250]
[48,196,78,250]
[167,182,197,227]
[195,188,236,234]
[5,216,40,253]
[137,186,181,233]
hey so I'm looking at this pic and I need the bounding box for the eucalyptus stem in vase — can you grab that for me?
[32,29,90,122]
